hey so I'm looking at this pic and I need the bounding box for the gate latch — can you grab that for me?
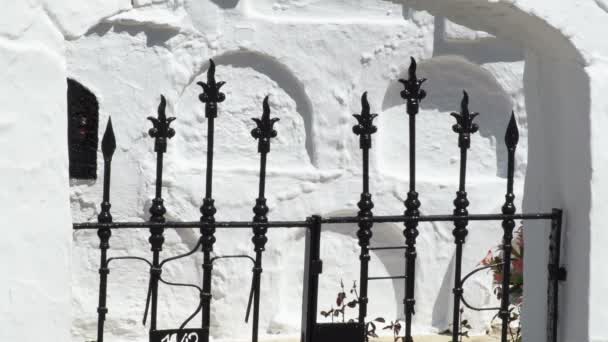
[312,260,323,275]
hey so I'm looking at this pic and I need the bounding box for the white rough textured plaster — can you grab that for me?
[43,0,133,39]
[3,0,608,341]
[0,2,71,342]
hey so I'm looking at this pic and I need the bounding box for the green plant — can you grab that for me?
[439,307,471,341]
[320,280,405,341]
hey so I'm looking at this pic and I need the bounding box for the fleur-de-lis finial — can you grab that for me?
[198,59,226,118]
[352,92,379,149]
[251,96,280,153]
[450,91,479,148]
[147,95,176,153]
[101,117,116,162]
[505,111,519,150]
[399,57,427,115]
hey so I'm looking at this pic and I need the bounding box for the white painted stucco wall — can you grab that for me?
[3,1,608,342]
[0,2,71,341]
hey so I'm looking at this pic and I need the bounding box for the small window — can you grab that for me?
[68,79,99,179]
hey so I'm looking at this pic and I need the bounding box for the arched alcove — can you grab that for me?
[383,1,591,340]
[380,56,514,179]
[182,52,316,167]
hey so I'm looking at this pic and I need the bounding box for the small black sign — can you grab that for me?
[150,328,203,342]
[313,322,365,342]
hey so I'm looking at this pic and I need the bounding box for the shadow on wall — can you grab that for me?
[433,17,524,64]
[192,52,316,166]
[211,0,239,9]
[85,22,179,47]
[382,56,513,177]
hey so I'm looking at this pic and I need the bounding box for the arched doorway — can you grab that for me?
[385,1,591,340]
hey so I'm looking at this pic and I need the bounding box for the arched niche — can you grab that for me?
[178,51,316,168]
[380,56,514,179]
[383,1,591,341]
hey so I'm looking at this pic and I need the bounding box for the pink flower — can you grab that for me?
[494,273,503,284]
[480,249,494,266]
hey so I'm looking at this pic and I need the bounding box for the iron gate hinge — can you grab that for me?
[549,264,567,281]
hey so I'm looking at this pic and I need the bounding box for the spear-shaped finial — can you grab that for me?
[505,111,519,150]
[147,95,176,153]
[101,117,116,162]
[352,92,379,149]
[198,59,226,118]
[399,57,427,115]
[251,96,280,154]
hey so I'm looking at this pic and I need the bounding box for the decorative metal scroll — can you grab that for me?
[73,58,566,342]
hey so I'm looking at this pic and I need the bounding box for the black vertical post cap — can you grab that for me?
[147,95,176,153]
[101,117,116,162]
[251,96,279,154]
[505,112,519,150]
[399,57,427,115]
[450,91,479,149]
[198,59,226,118]
[98,117,116,225]
[352,92,378,149]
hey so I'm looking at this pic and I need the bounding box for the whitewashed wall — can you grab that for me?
[3,1,608,342]
[67,1,527,340]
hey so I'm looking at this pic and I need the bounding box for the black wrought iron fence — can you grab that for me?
[73,58,565,342]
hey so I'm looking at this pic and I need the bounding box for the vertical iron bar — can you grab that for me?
[146,95,175,332]
[499,113,519,341]
[352,92,378,324]
[399,57,427,342]
[301,216,322,342]
[197,59,225,342]
[250,96,279,342]
[96,118,116,342]
[449,91,479,342]
[547,209,564,342]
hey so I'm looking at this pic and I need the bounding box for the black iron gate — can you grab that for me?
[73,58,566,342]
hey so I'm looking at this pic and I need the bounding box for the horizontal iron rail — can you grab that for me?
[369,246,407,251]
[73,212,557,230]
[369,275,407,280]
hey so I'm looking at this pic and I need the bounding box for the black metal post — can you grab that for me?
[96,118,116,342]
[197,59,225,342]
[547,208,565,342]
[449,91,479,342]
[399,57,427,342]
[499,113,519,342]
[146,95,175,332]
[250,96,279,342]
[352,92,378,324]
[301,216,322,342]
